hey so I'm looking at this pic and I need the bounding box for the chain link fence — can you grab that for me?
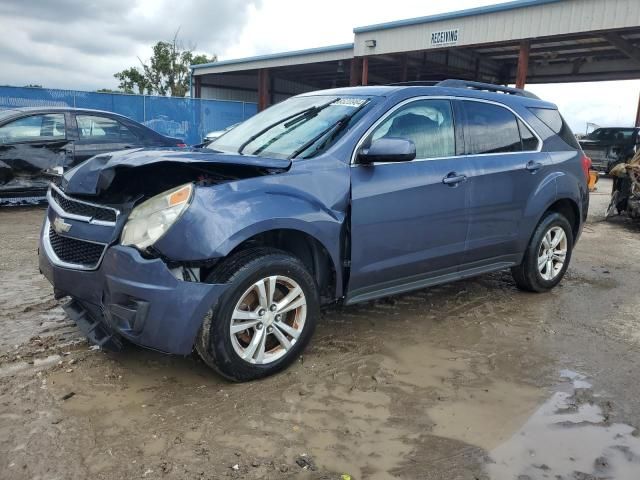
[0,86,258,145]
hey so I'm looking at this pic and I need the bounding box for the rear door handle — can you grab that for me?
[526,161,543,172]
[443,172,467,186]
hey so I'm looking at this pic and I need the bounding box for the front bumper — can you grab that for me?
[39,234,227,355]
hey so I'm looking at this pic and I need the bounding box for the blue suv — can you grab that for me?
[39,80,590,381]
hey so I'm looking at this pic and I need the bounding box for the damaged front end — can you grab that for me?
[39,148,291,354]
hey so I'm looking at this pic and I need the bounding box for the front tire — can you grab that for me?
[196,248,319,382]
[511,212,574,292]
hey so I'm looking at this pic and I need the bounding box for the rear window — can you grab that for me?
[528,107,579,149]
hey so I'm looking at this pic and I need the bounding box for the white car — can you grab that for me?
[203,123,240,143]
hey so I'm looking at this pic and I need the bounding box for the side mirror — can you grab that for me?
[357,138,416,164]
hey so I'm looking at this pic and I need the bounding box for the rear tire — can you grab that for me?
[196,248,319,382]
[511,212,574,293]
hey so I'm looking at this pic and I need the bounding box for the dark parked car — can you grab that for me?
[39,80,589,381]
[0,107,185,202]
[579,127,639,173]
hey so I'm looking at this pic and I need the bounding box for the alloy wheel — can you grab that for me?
[537,226,568,281]
[229,275,307,365]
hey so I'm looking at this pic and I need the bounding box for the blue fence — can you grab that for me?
[0,86,257,145]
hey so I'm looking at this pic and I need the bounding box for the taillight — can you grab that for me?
[176,143,187,148]
[581,154,591,181]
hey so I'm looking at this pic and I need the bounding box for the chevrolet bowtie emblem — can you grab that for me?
[53,217,72,234]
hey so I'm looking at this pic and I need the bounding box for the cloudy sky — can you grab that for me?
[0,0,638,132]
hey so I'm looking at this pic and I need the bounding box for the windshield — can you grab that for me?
[585,128,636,142]
[207,95,371,159]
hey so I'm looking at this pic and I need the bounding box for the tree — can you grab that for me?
[114,30,216,97]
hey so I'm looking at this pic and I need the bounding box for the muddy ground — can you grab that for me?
[1,178,640,480]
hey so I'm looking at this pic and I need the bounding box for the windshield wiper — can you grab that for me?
[288,100,369,159]
[237,97,339,155]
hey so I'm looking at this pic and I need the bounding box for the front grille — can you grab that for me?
[51,189,117,223]
[48,227,106,268]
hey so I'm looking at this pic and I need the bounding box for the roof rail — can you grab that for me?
[436,79,540,99]
[387,81,441,87]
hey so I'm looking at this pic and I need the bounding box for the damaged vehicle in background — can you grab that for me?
[579,127,639,174]
[606,149,640,220]
[202,122,240,144]
[0,107,185,204]
[39,80,589,381]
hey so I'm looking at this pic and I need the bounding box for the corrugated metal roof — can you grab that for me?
[352,0,563,33]
[191,43,354,70]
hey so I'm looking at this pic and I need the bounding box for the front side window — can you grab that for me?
[76,115,137,143]
[369,99,455,159]
[208,95,373,159]
[0,114,66,143]
[463,101,522,154]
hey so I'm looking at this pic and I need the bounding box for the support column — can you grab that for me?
[258,68,270,111]
[515,40,530,89]
[400,54,408,83]
[193,75,202,98]
[350,58,361,86]
[361,56,369,86]
[636,92,640,127]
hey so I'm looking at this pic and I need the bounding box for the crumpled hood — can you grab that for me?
[61,147,291,196]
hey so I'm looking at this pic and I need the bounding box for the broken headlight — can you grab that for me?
[121,183,193,250]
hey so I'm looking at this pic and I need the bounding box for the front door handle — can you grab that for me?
[443,172,467,186]
[526,161,543,172]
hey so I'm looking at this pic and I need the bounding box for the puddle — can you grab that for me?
[487,370,640,479]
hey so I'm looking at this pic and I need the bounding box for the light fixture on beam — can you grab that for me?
[365,39,377,48]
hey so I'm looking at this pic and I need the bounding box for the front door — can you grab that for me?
[347,98,471,303]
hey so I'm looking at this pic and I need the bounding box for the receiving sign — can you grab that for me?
[430,28,460,47]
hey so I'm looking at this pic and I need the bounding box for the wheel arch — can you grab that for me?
[210,227,341,304]
[544,198,580,242]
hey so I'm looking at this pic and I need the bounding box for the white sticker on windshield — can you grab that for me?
[331,98,367,107]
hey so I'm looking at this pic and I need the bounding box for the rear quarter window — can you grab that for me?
[528,107,579,149]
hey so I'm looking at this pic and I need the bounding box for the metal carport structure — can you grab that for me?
[191,0,640,121]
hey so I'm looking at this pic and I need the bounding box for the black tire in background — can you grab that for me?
[196,248,319,382]
[511,212,574,293]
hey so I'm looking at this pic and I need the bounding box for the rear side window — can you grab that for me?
[518,119,539,151]
[528,107,579,149]
[76,115,138,143]
[462,101,523,154]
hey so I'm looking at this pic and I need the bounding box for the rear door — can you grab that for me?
[348,98,472,302]
[0,112,72,195]
[72,113,144,165]
[460,100,548,267]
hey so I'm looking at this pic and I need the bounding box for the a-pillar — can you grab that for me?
[515,40,530,89]
[635,92,640,127]
[258,68,270,111]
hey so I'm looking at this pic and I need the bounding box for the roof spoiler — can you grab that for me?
[436,79,540,99]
